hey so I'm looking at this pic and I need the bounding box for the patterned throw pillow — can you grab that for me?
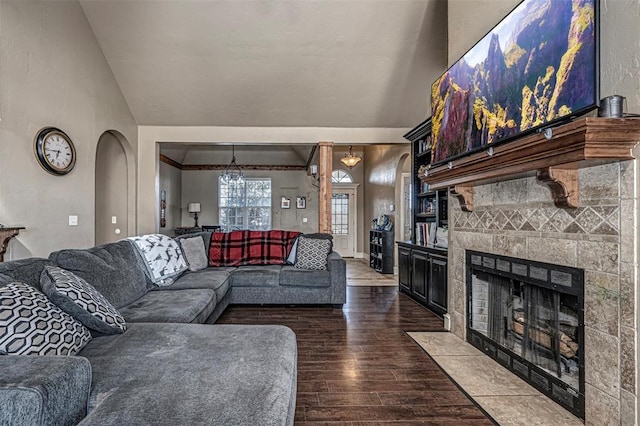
[128,234,188,286]
[294,236,332,270]
[0,282,92,355]
[179,236,208,271]
[41,266,127,335]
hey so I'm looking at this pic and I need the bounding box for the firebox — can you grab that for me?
[466,250,584,419]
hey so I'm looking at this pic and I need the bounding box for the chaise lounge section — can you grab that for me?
[0,230,344,425]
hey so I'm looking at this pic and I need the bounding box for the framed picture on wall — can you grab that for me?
[281,197,290,209]
[296,196,306,209]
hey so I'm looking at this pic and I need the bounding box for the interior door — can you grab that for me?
[331,186,357,257]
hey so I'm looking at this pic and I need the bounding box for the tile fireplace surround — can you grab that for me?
[447,160,637,425]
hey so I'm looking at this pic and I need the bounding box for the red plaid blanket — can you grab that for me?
[208,230,300,267]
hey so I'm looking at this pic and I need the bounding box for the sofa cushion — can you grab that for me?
[179,236,208,271]
[279,265,331,287]
[0,273,11,286]
[41,266,127,335]
[49,240,148,309]
[209,230,300,267]
[77,323,297,426]
[294,236,332,270]
[128,234,188,286]
[230,265,281,287]
[0,258,53,290]
[0,282,92,356]
[174,231,213,254]
[118,289,215,324]
[0,355,92,426]
[159,268,232,302]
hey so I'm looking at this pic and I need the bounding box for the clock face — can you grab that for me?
[34,127,76,175]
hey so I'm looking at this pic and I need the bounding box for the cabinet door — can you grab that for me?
[411,251,429,303]
[398,248,411,292]
[428,253,448,315]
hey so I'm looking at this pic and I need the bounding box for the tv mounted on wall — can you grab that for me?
[430,0,599,165]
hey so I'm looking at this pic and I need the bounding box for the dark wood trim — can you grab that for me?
[159,154,308,171]
[306,144,318,169]
[424,117,640,211]
[159,154,183,170]
[0,227,25,262]
[181,164,307,171]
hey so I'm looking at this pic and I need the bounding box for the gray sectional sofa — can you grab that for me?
[0,231,346,425]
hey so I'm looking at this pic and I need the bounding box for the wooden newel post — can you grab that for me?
[0,227,25,262]
[318,142,333,233]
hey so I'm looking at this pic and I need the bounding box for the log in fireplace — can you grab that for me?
[466,250,584,419]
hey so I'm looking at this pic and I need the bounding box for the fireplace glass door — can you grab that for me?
[470,271,580,390]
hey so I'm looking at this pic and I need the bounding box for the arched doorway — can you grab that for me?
[95,131,135,245]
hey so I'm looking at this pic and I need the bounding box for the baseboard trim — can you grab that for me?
[354,252,365,259]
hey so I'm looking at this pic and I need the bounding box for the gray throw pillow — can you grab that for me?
[41,266,127,335]
[294,236,332,270]
[180,236,208,271]
[0,282,92,355]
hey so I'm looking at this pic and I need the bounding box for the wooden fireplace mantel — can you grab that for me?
[422,117,640,211]
[0,227,25,262]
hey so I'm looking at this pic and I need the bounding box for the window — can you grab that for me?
[332,170,353,183]
[331,193,349,234]
[219,177,271,231]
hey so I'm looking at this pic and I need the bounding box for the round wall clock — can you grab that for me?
[34,127,76,176]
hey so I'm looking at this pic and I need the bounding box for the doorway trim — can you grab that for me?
[332,183,360,258]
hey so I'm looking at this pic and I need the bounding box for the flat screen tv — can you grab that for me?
[430,0,599,165]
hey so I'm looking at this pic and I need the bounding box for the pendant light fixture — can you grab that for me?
[340,145,362,168]
[221,145,244,184]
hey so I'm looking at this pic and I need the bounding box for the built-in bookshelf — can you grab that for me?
[398,117,448,317]
[406,117,448,247]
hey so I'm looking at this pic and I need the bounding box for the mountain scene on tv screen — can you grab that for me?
[431,0,596,163]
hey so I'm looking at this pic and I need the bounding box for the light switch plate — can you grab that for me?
[112,216,117,224]
[68,215,78,226]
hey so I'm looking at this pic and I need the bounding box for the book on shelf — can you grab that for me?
[420,198,435,214]
[415,222,429,246]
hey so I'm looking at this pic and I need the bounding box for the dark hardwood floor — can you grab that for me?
[218,286,493,425]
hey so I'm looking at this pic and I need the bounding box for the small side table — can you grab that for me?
[0,227,25,262]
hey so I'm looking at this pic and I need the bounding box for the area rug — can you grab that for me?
[407,332,582,426]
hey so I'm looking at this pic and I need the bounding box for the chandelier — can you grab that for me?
[221,145,244,184]
[340,145,362,168]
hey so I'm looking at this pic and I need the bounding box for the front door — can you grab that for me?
[331,185,357,258]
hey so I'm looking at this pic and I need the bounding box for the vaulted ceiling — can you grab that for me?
[80,0,448,129]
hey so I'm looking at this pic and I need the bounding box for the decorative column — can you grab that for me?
[0,227,25,262]
[318,142,333,233]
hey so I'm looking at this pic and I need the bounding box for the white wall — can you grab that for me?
[0,0,137,258]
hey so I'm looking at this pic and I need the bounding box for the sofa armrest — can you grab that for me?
[327,251,346,304]
[0,355,92,426]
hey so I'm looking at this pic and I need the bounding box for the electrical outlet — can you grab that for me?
[68,215,78,226]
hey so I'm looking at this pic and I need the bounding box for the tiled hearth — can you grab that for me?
[447,161,637,425]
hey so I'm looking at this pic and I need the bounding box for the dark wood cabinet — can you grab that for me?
[411,250,428,303]
[397,117,449,317]
[397,242,447,316]
[369,230,394,274]
[427,253,448,316]
[398,246,412,292]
